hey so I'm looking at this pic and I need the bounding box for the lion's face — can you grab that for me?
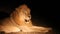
[12,4,32,26]
[19,7,31,24]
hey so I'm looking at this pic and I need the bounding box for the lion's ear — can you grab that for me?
[10,11,15,17]
[10,11,17,18]
[15,8,18,11]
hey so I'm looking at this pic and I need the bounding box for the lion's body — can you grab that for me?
[0,18,20,33]
[0,4,51,33]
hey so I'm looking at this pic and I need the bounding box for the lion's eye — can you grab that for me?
[23,10,27,15]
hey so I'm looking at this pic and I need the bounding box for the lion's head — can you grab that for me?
[10,4,32,26]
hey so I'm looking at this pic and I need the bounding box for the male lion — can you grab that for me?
[0,4,51,33]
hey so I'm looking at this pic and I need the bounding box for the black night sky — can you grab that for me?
[0,0,59,33]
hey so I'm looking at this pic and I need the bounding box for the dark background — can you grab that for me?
[0,0,59,33]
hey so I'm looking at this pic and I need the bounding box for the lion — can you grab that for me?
[0,4,51,33]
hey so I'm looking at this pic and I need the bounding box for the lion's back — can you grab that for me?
[0,18,11,25]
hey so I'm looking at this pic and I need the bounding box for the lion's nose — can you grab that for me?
[25,19,29,22]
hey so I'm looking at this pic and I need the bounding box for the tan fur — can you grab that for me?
[0,4,51,33]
